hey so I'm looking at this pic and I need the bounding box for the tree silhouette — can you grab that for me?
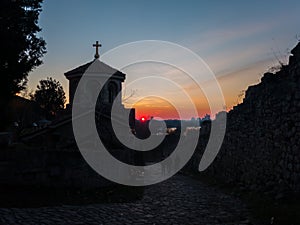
[31,77,66,120]
[0,0,46,130]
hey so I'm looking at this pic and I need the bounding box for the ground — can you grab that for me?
[0,174,257,225]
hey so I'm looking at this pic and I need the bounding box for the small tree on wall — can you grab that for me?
[31,77,66,119]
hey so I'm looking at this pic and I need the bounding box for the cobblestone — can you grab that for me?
[0,175,255,224]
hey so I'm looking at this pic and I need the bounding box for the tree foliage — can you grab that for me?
[31,77,66,119]
[0,0,46,130]
[0,0,46,98]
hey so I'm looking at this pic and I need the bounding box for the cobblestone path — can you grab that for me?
[0,175,255,225]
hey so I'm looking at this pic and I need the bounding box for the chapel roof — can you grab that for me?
[64,61,93,77]
[64,59,125,80]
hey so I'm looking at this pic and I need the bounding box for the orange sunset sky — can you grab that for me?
[25,1,300,119]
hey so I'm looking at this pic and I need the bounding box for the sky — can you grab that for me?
[28,0,300,119]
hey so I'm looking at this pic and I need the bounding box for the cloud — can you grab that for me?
[186,20,277,51]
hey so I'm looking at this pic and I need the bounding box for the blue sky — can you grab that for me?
[28,0,300,118]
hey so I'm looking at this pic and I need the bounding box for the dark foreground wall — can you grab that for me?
[0,147,112,189]
[190,42,300,197]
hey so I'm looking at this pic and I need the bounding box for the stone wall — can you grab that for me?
[191,42,300,197]
[0,147,112,189]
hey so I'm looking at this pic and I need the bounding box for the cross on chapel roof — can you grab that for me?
[93,41,102,59]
